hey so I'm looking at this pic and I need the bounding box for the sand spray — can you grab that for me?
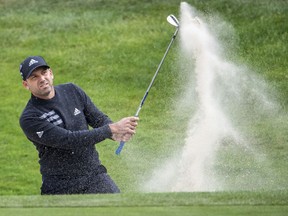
[141,2,285,192]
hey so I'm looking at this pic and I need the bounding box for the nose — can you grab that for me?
[39,75,46,83]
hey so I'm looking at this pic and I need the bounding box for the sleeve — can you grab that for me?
[20,111,112,150]
[72,84,114,128]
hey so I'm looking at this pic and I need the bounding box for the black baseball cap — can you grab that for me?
[19,56,50,80]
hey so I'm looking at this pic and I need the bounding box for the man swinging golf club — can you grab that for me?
[19,56,139,195]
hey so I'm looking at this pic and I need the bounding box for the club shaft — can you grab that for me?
[115,27,179,155]
[140,28,179,109]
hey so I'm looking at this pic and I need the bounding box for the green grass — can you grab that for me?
[2,191,288,207]
[0,0,287,214]
[1,191,288,215]
[2,206,287,216]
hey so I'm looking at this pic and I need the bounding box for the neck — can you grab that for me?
[45,87,55,99]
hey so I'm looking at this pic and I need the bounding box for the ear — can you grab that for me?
[22,80,30,90]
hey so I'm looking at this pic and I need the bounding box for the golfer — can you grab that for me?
[19,56,139,195]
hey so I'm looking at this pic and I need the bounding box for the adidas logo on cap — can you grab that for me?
[29,59,38,66]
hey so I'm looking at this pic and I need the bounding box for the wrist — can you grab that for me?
[108,123,115,133]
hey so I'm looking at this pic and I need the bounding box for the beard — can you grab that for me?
[32,81,54,99]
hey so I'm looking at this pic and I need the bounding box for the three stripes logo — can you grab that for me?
[39,110,63,126]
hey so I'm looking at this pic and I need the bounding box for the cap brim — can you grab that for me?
[25,64,50,80]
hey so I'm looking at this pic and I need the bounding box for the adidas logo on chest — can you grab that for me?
[74,108,81,116]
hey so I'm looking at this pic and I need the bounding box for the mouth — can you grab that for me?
[39,82,49,89]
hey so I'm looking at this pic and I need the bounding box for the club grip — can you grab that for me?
[115,141,125,155]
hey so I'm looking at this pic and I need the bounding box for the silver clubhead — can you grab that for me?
[167,14,179,27]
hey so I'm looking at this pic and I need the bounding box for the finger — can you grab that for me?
[130,121,138,127]
[130,117,139,122]
[124,122,137,129]
[126,127,136,134]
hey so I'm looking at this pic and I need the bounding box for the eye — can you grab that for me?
[42,69,48,75]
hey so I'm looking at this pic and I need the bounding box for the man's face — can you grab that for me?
[22,67,54,99]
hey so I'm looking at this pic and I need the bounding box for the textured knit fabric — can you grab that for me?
[20,83,119,194]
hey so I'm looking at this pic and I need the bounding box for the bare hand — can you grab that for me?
[109,116,139,142]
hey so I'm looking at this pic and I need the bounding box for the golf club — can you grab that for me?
[115,14,180,155]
